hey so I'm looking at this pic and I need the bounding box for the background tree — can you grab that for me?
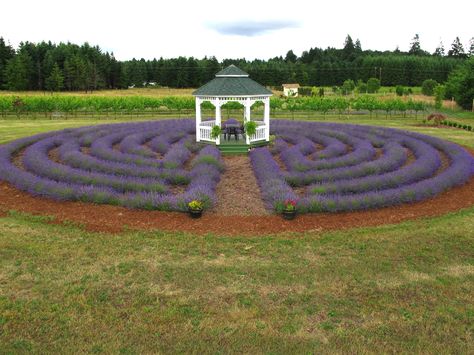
[342,35,356,61]
[367,78,381,93]
[4,50,34,90]
[445,57,474,110]
[468,37,474,57]
[409,34,424,56]
[395,85,404,96]
[285,50,297,63]
[341,79,355,95]
[433,85,445,109]
[448,37,466,58]
[45,63,64,92]
[434,41,445,56]
[0,37,15,88]
[356,80,367,93]
[354,39,362,53]
[421,79,438,96]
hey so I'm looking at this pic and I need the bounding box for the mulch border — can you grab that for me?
[1,172,473,236]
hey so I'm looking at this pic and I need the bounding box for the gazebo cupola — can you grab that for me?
[193,65,272,145]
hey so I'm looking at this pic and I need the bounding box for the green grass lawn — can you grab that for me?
[0,210,473,353]
[0,115,473,353]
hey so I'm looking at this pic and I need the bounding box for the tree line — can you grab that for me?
[0,34,472,92]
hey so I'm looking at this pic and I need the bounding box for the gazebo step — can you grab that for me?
[221,151,248,155]
[218,145,249,155]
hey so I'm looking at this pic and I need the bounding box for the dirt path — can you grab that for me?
[212,155,269,216]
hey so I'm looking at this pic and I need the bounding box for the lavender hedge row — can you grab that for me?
[0,119,222,211]
[263,121,474,212]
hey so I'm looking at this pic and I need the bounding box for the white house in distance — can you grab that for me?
[193,65,272,146]
[282,83,300,97]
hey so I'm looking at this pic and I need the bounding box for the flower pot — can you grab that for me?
[282,209,296,220]
[188,208,203,219]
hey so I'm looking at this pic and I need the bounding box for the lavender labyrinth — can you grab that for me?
[0,120,222,211]
[0,119,472,213]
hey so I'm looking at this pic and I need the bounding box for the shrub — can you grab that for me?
[434,85,446,109]
[426,113,446,126]
[367,78,381,93]
[445,57,474,110]
[299,87,312,97]
[341,80,355,95]
[421,79,438,96]
[356,80,367,94]
[395,85,405,96]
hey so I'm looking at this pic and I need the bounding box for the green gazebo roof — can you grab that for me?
[193,65,272,97]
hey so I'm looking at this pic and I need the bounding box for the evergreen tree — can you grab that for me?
[468,37,474,57]
[434,40,445,56]
[45,63,64,91]
[285,50,297,63]
[409,34,422,55]
[0,37,15,88]
[448,37,466,58]
[342,35,356,60]
[4,50,34,90]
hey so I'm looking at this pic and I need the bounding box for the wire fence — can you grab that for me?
[0,108,431,121]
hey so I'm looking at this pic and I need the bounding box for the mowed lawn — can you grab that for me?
[1,210,473,353]
[0,116,473,353]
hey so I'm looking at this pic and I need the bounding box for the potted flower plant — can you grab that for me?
[210,125,221,140]
[244,121,257,136]
[188,200,203,218]
[282,199,297,220]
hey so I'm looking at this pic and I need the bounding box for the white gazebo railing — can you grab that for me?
[198,119,217,143]
[249,125,266,143]
[199,125,214,142]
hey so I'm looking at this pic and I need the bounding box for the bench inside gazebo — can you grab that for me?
[193,65,272,148]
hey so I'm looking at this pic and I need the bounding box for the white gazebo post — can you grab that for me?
[245,97,251,145]
[264,97,270,141]
[195,97,201,142]
[215,98,221,145]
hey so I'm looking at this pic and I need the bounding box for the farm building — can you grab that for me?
[193,65,272,146]
[282,83,300,97]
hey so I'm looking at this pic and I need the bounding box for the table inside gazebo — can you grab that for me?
[223,123,242,141]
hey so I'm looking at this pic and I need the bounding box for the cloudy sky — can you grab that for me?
[1,0,472,60]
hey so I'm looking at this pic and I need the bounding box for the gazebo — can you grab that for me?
[193,65,272,145]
